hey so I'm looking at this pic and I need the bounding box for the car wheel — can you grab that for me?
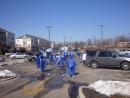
[24,56,28,61]
[91,61,98,69]
[12,57,16,60]
[31,58,35,62]
[121,62,130,71]
[82,61,87,66]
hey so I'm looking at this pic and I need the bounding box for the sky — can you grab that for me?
[0,0,130,43]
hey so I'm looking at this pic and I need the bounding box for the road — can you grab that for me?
[0,57,130,98]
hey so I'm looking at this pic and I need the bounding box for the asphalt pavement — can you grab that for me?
[0,58,130,98]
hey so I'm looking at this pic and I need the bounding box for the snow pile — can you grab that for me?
[89,80,130,96]
[0,69,16,77]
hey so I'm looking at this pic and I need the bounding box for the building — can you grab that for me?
[16,34,49,51]
[0,28,15,53]
[117,42,130,48]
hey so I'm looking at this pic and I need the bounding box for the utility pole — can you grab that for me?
[46,26,52,47]
[99,25,105,48]
[64,36,66,46]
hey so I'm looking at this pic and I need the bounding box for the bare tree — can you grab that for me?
[87,39,93,46]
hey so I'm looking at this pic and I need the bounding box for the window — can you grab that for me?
[28,44,31,47]
[98,51,107,57]
[28,38,31,41]
[87,50,97,57]
[107,51,112,57]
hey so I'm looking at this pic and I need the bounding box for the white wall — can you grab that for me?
[26,38,31,47]
[16,39,23,47]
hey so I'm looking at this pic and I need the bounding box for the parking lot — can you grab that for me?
[0,57,130,98]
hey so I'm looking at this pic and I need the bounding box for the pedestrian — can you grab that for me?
[58,54,66,75]
[56,53,60,66]
[64,51,68,60]
[49,53,54,65]
[77,50,81,58]
[36,54,40,68]
[67,56,76,78]
[81,51,87,66]
[39,55,47,80]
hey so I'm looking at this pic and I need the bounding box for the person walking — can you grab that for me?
[67,56,76,78]
[39,55,47,80]
[36,54,40,68]
[81,51,87,66]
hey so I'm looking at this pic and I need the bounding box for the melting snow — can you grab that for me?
[89,80,130,96]
[0,69,16,77]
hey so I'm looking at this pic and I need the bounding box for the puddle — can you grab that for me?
[0,66,88,98]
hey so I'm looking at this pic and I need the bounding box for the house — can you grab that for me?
[16,34,49,51]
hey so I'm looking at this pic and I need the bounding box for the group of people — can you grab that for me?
[35,49,77,78]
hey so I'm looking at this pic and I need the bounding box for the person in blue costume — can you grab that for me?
[40,55,48,72]
[39,55,48,80]
[64,51,68,60]
[77,50,81,58]
[56,54,60,66]
[49,53,54,65]
[60,55,65,65]
[67,56,76,78]
[36,54,40,68]
[70,51,75,58]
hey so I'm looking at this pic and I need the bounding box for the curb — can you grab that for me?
[79,85,130,98]
[79,86,88,98]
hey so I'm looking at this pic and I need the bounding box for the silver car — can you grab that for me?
[0,55,5,62]
[10,52,28,59]
[86,50,130,71]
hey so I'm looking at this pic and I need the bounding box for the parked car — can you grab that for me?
[0,55,5,62]
[28,54,36,62]
[117,49,130,55]
[82,50,98,66]
[5,52,14,57]
[10,52,28,59]
[86,50,130,71]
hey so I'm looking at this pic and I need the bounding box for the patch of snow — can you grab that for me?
[89,80,130,96]
[0,69,16,77]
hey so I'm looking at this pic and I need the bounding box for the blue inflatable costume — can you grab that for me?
[36,54,40,68]
[67,56,76,77]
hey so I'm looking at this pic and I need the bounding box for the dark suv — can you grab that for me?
[86,50,130,71]
[82,50,97,66]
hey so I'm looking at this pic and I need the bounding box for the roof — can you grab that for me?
[16,34,48,41]
[0,27,14,35]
